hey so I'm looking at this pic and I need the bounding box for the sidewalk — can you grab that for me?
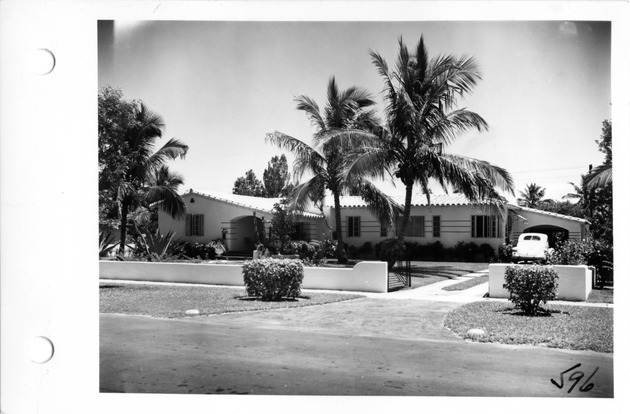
[316,269,613,308]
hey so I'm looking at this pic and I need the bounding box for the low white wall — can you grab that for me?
[488,264,593,301]
[100,260,388,293]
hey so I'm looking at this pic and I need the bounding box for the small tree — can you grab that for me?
[270,201,296,252]
[503,265,558,315]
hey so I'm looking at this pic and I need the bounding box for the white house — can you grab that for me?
[158,190,590,254]
[157,190,327,252]
[336,194,590,250]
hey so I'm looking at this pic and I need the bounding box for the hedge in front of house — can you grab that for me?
[242,258,304,301]
[503,265,558,315]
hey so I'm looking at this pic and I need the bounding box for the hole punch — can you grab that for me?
[29,48,56,75]
[28,336,55,364]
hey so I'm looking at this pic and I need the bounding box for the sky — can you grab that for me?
[98,20,611,204]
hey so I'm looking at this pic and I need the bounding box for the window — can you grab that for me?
[398,216,425,237]
[380,223,388,237]
[347,216,361,237]
[185,214,204,236]
[433,216,441,237]
[471,215,500,238]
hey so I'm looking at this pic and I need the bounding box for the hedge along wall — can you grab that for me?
[488,263,593,301]
[99,260,388,293]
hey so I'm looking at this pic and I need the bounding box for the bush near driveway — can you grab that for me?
[444,301,613,353]
[242,258,304,301]
[504,265,558,315]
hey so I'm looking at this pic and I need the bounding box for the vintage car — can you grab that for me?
[511,233,553,263]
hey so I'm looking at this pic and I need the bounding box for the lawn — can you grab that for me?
[444,301,613,353]
[100,281,364,318]
[587,288,613,304]
[442,275,489,291]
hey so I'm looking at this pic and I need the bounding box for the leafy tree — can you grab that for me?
[98,86,189,255]
[517,183,551,208]
[267,77,400,264]
[263,154,294,197]
[344,36,513,242]
[232,169,265,197]
[269,201,296,252]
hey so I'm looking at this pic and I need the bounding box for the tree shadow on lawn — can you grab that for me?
[497,305,570,317]
[233,295,306,302]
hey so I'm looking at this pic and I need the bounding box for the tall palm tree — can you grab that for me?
[266,77,400,263]
[115,103,189,254]
[343,36,513,241]
[517,183,550,208]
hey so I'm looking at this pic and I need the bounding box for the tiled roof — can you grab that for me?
[186,190,324,219]
[339,193,485,208]
[508,204,591,224]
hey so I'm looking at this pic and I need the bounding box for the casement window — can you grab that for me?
[185,214,204,236]
[398,216,425,237]
[471,215,500,238]
[347,216,361,237]
[433,216,441,238]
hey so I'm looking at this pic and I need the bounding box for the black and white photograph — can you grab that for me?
[97,18,614,396]
[1,1,629,413]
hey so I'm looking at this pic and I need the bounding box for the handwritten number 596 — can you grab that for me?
[551,363,599,393]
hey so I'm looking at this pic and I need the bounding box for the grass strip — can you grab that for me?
[100,282,364,318]
[442,275,488,291]
[444,301,613,353]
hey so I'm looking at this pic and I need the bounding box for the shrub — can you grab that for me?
[376,238,407,269]
[297,241,326,266]
[498,243,513,263]
[242,258,304,301]
[503,265,558,315]
[167,240,216,260]
[356,242,374,258]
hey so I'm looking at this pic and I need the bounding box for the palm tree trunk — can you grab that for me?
[397,183,414,241]
[118,201,129,257]
[333,190,348,264]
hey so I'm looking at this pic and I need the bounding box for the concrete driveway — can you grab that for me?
[100,292,613,397]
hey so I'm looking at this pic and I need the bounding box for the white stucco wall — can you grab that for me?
[335,204,505,250]
[488,263,593,301]
[159,193,328,251]
[100,260,388,293]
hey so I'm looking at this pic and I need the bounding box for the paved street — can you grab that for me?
[100,294,613,397]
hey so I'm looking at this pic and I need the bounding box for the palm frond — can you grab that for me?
[295,95,325,131]
[353,179,403,226]
[284,177,325,212]
[147,138,189,172]
[585,164,612,189]
[143,185,187,219]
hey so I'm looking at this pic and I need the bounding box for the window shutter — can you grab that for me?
[185,214,191,236]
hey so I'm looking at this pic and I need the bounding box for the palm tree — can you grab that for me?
[343,36,513,241]
[563,175,594,217]
[517,183,550,208]
[114,103,189,255]
[266,77,400,263]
